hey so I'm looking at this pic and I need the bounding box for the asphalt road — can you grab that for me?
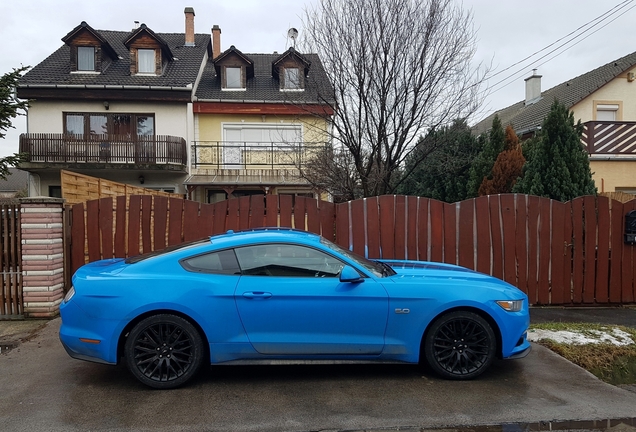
[1,319,635,432]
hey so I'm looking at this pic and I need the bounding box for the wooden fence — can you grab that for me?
[68,194,636,306]
[1,202,22,318]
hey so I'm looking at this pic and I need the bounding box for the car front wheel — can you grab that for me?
[124,314,204,389]
[424,310,496,380]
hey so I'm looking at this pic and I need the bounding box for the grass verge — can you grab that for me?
[530,322,636,385]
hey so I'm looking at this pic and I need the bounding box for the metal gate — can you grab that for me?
[1,202,22,318]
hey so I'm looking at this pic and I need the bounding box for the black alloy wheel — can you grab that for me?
[124,314,204,389]
[424,311,496,380]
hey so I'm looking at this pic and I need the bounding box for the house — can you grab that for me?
[16,8,210,197]
[473,51,636,194]
[186,28,335,204]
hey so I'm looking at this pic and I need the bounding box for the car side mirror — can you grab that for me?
[339,265,364,283]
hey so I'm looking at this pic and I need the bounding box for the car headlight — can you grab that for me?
[496,300,523,312]
[63,286,75,303]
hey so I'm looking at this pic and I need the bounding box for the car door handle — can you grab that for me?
[242,291,272,299]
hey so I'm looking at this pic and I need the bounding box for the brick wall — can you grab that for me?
[20,197,65,318]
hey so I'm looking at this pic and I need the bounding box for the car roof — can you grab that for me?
[209,228,323,249]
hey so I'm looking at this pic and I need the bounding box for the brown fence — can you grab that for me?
[68,194,636,306]
[1,202,22,318]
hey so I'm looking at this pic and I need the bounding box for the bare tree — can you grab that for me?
[299,0,486,197]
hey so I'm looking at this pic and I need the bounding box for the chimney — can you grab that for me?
[524,69,542,105]
[184,7,195,47]
[212,25,221,59]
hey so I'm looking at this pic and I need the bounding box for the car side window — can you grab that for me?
[234,244,345,277]
[181,249,241,274]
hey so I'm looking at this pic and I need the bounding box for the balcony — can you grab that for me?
[581,121,636,157]
[191,141,327,170]
[19,133,187,169]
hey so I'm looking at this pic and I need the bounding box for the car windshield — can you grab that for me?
[319,237,393,278]
[125,238,210,264]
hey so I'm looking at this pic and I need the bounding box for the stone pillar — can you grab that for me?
[20,197,66,318]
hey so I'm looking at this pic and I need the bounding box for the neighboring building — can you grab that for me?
[187,29,335,204]
[0,168,29,198]
[16,8,210,197]
[473,52,636,194]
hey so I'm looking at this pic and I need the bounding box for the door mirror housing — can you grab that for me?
[339,265,364,283]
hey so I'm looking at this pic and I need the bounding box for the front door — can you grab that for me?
[233,244,389,356]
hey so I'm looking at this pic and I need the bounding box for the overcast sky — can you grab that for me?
[2,0,636,158]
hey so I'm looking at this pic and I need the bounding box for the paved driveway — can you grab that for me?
[1,318,635,432]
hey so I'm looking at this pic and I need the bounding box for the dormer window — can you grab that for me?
[226,67,242,89]
[77,47,95,71]
[283,68,301,90]
[138,49,156,74]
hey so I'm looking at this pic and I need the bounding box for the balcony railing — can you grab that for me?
[19,133,187,166]
[191,141,328,170]
[581,121,636,155]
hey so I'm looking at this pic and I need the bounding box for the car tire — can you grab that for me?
[424,310,496,380]
[124,314,205,389]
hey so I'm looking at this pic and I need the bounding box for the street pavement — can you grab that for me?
[0,308,635,432]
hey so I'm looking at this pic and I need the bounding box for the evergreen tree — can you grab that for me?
[467,115,505,197]
[513,100,596,201]
[399,119,480,203]
[0,66,29,180]
[478,125,525,195]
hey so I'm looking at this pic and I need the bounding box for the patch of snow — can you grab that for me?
[527,327,635,346]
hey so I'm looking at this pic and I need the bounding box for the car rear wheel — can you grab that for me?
[124,314,204,389]
[424,311,496,380]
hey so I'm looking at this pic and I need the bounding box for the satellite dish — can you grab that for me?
[287,28,298,47]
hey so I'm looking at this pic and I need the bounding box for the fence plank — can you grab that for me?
[167,198,183,246]
[394,195,406,260]
[319,200,335,241]
[153,196,168,251]
[379,195,396,259]
[609,199,624,303]
[417,198,429,262]
[526,196,540,304]
[501,195,517,286]
[622,200,636,303]
[183,200,200,241]
[583,196,597,304]
[293,196,306,231]
[351,199,366,256]
[406,196,418,261]
[239,196,250,230]
[279,195,292,228]
[226,198,239,231]
[71,203,86,274]
[213,200,227,234]
[515,195,528,295]
[475,197,491,275]
[366,197,380,259]
[562,201,573,304]
[86,199,101,262]
[141,196,152,253]
[489,196,504,280]
[200,202,214,236]
[537,198,551,305]
[458,199,474,269]
[595,196,611,303]
[127,196,142,257]
[429,199,443,262]
[571,198,584,304]
[114,196,127,257]
[335,202,350,250]
[266,195,279,227]
[250,195,265,229]
[306,199,320,235]
[99,197,114,259]
[444,203,456,265]
[550,201,565,304]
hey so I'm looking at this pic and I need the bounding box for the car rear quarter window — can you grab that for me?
[181,249,241,274]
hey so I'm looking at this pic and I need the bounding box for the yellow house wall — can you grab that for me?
[589,160,636,192]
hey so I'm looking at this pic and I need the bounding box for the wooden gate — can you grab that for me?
[0,202,22,318]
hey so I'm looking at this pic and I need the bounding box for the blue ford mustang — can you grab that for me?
[60,228,530,389]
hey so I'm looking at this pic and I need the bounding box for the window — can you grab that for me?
[235,244,345,277]
[64,113,155,138]
[138,49,156,74]
[596,103,620,121]
[225,67,242,89]
[49,186,62,198]
[77,47,95,71]
[181,249,241,274]
[283,68,301,89]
